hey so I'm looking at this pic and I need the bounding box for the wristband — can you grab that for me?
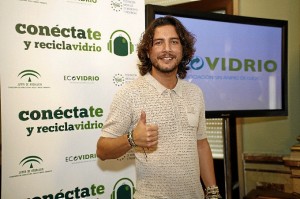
[205,185,222,199]
[127,130,137,147]
[127,130,147,162]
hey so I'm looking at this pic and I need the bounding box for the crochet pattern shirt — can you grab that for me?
[101,73,207,199]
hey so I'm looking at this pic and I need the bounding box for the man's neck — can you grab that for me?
[150,70,178,89]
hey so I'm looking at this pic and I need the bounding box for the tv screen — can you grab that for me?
[145,4,288,118]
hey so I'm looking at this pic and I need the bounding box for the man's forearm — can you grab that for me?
[96,134,132,160]
[198,139,217,187]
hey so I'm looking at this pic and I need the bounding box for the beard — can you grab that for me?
[152,62,177,74]
[151,53,181,74]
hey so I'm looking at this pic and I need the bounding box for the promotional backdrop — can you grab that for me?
[0,0,144,198]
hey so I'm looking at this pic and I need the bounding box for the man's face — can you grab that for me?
[149,25,183,75]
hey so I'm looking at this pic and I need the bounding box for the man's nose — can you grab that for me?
[162,42,171,52]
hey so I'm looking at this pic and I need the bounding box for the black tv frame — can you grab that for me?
[145,4,288,118]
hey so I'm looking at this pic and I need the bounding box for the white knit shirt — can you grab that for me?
[101,73,207,199]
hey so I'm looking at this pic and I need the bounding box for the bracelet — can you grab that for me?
[205,185,222,199]
[127,130,137,147]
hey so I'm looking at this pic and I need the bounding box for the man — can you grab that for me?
[97,16,221,199]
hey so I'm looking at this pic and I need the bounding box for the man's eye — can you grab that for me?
[171,40,179,44]
[154,41,162,45]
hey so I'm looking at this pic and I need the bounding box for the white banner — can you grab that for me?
[0,0,144,198]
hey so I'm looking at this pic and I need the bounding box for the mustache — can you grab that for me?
[158,53,176,59]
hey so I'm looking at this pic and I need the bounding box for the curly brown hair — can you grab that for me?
[137,15,196,79]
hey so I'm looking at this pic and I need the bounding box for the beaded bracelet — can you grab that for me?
[205,185,222,199]
[127,130,137,147]
[127,130,148,161]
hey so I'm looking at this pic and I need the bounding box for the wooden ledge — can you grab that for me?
[244,153,285,164]
[283,156,300,167]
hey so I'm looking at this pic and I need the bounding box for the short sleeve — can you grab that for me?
[101,86,133,138]
[196,87,207,140]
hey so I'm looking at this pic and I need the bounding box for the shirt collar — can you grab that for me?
[144,73,183,97]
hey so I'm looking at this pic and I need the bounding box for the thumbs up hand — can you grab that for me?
[132,111,158,148]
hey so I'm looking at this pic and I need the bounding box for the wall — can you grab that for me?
[0,1,144,198]
[239,0,300,155]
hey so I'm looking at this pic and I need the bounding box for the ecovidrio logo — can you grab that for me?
[188,55,278,72]
[65,153,97,164]
[69,0,98,4]
[107,30,134,56]
[189,56,205,70]
[64,75,100,83]
[79,0,98,3]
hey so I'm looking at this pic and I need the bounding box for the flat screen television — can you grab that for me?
[145,4,288,118]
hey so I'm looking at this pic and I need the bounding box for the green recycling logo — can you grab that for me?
[111,178,135,199]
[107,30,134,56]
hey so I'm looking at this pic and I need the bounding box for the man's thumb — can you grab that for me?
[139,111,146,125]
